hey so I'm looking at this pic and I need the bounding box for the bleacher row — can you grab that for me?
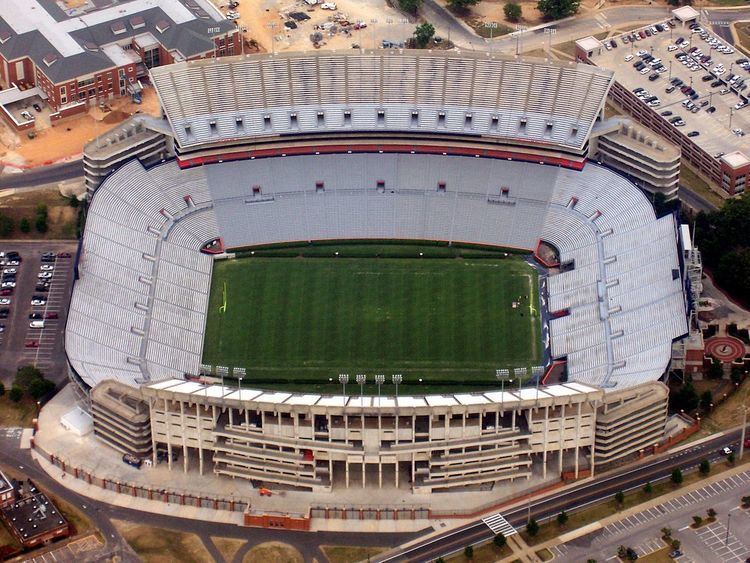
[66,160,220,388]
[67,153,687,391]
[149,51,614,151]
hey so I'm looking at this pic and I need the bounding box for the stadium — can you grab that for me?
[67,51,689,494]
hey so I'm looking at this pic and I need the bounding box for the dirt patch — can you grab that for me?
[101,110,131,124]
[321,545,388,563]
[113,520,213,563]
[0,394,38,427]
[244,541,304,563]
[0,189,78,240]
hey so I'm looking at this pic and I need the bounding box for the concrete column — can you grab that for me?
[411,454,415,490]
[411,415,416,443]
[542,405,549,479]
[228,405,234,427]
[327,413,332,442]
[150,397,158,467]
[244,408,249,427]
[461,412,466,439]
[164,397,173,471]
[495,409,500,434]
[574,401,582,478]
[378,458,382,489]
[344,414,349,445]
[197,403,204,475]
[179,400,188,473]
[512,408,516,431]
[395,459,399,488]
[362,460,366,488]
[558,403,565,475]
[346,460,350,488]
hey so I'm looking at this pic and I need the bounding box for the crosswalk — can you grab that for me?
[594,13,610,30]
[481,512,517,536]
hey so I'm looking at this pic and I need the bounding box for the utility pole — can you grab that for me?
[740,405,748,461]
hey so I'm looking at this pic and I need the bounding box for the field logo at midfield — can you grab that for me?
[219,281,227,314]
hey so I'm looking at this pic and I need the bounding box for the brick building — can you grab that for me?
[0,0,239,122]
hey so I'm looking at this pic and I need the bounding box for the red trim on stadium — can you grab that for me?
[542,360,567,385]
[176,144,587,170]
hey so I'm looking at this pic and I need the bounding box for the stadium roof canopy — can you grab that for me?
[150,50,614,153]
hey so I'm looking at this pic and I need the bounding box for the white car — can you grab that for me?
[1,282,15,288]
[40,264,54,271]
[667,45,677,52]
[624,54,634,62]
[732,128,745,136]
[304,0,317,5]
[640,68,649,74]
[2,268,16,275]
[320,2,336,8]
[31,298,46,306]
[636,50,647,57]
[0,298,11,305]
[37,272,52,279]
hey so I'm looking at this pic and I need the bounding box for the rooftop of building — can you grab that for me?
[0,470,12,496]
[578,17,750,166]
[599,117,681,162]
[0,489,68,542]
[0,0,236,83]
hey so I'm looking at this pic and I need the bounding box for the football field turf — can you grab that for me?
[202,250,542,393]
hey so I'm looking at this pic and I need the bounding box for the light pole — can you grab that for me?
[375,374,385,407]
[267,22,278,54]
[740,405,749,461]
[726,512,732,546]
[392,374,402,400]
[356,374,366,400]
[339,373,349,399]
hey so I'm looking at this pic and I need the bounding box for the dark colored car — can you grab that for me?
[688,131,700,137]
[707,106,716,113]
[661,110,673,116]
[44,312,59,319]
[0,308,10,319]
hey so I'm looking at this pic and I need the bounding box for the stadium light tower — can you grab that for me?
[392,374,402,400]
[356,374,367,401]
[339,373,349,399]
[375,374,385,407]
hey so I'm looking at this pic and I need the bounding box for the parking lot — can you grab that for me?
[0,241,78,388]
[585,18,750,162]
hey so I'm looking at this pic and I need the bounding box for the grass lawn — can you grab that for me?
[211,537,246,562]
[0,189,78,240]
[203,246,542,394]
[0,521,19,550]
[639,547,673,562]
[321,545,388,562]
[0,394,38,427]
[445,542,512,562]
[680,164,725,209]
[113,520,212,563]
[244,541,304,563]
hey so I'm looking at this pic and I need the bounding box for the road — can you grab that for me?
[0,433,422,563]
[0,161,82,189]
[679,183,719,212]
[376,427,748,562]
[420,4,750,53]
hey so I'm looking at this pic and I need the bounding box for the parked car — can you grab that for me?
[2,268,16,275]
[0,308,9,319]
[24,340,39,348]
[57,252,71,258]
[37,272,52,279]
[123,453,143,469]
[661,110,673,116]
[687,131,700,137]
[31,297,46,306]
[44,312,59,319]
[40,264,54,271]
[32,103,42,112]
[0,298,11,305]
[0,289,13,296]
[721,446,733,455]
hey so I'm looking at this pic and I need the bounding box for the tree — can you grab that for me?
[731,366,743,384]
[728,452,736,465]
[699,458,710,476]
[526,518,539,537]
[435,558,445,563]
[671,539,681,550]
[707,508,717,520]
[493,532,506,548]
[741,495,750,506]
[537,0,580,20]
[19,218,30,233]
[413,23,435,48]
[557,510,568,527]
[692,515,703,527]
[0,381,4,396]
[661,527,672,539]
[700,390,713,411]
[463,545,474,559]
[708,358,723,380]
[68,195,80,209]
[652,192,679,218]
[614,491,625,505]
[617,546,627,559]
[504,1,522,22]
[8,385,22,403]
[14,365,54,400]
[672,383,699,412]
[643,482,653,495]
[0,213,13,237]
[671,468,683,485]
[35,203,48,234]
[447,0,480,12]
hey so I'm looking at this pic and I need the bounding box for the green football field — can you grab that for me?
[202,245,542,394]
